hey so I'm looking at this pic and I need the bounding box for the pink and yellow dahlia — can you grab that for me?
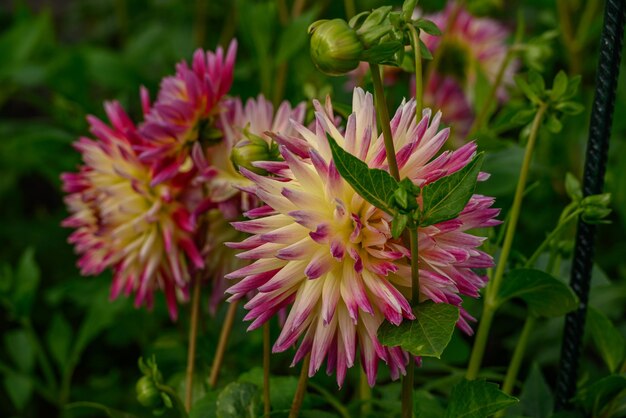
[62,102,205,320]
[226,88,499,386]
[422,2,515,99]
[138,41,237,185]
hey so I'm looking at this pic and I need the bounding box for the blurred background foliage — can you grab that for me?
[0,0,624,417]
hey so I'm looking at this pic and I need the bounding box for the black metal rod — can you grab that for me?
[555,0,626,411]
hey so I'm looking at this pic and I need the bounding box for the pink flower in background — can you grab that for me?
[226,88,499,386]
[422,2,515,99]
[62,102,205,320]
[138,41,237,185]
[421,73,474,146]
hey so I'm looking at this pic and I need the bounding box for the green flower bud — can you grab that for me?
[136,376,162,408]
[230,131,279,175]
[309,19,363,76]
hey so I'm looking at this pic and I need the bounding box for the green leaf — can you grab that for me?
[528,71,545,95]
[419,39,434,60]
[391,213,409,239]
[361,40,403,65]
[444,379,518,418]
[545,114,563,133]
[216,381,260,418]
[4,329,35,372]
[327,134,399,214]
[414,19,442,36]
[414,390,445,418]
[574,375,626,417]
[190,392,218,418]
[378,301,459,358]
[420,153,484,227]
[238,367,300,412]
[514,364,553,418]
[555,101,585,115]
[276,9,316,63]
[514,75,542,104]
[565,172,582,202]
[587,307,625,373]
[563,75,582,100]
[498,269,578,317]
[3,372,33,411]
[402,0,418,21]
[12,248,40,317]
[550,71,568,101]
[46,314,73,372]
[510,109,536,126]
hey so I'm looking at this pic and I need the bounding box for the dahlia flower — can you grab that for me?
[62,102,205,320]
[422,73,474,146]
[138,41,237,185]
[422,2,515,99]
[226,88,499,386]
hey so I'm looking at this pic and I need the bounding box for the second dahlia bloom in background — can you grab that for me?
[226,88,499,386]
[62,103,205,320]
[422,2,515,100]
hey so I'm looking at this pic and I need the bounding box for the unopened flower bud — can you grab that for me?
[230,133,278,175]
[309,19,363,76]
[136,376,162,408]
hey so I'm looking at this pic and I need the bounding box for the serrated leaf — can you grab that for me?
[327,134,399,214]
[12,248,40,317]
[574,375,626,417]
[587,307,625,373]
[420,153,483,227]
[550,71,568,101]
[498,269,578,317]
[444,379,518,418]
[378,301,459,358]
[216,381,260,418]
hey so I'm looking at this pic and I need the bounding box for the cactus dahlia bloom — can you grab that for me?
[138,41,237,185]
[62,102,205,320]
[226,88,499,386]
[422,2,514,99]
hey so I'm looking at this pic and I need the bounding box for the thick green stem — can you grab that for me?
[288,354,310,418]
[500,316,536,397]
[209,300,239,388]
[402,361,414,418]
[526,209,582,268]
[343,0,355,18]
[370,62,400,181]
[466,103,549,380]
[185,278,202,411]
[263,322,271,417]
[359,369,372,416]
[407,24,423,118]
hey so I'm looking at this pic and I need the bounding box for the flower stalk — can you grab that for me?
[370,62,400,181]
[288,354,310,418]
[466,102,549,379]
[263,322,271,417]
[209,300,240,388]
[185,277,202,411]
[407,24,423,118]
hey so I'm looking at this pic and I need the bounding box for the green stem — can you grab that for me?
[401,361,415,418]
[209,300,239,388]
[407,24,423,118]
[556,0,580,74]
[194,0,208,48]
[370,62,400,181]
[467,48,516,138]
[185,278,202,411]
[526,209,582,268]
[263,322,271,418]
[359,369,372,416]
[466,103,548,379]
[288,354,310,418]
[499,316,536,398]
[343,0,355,18]
[309,381,351,418]
[401,229,420,416]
